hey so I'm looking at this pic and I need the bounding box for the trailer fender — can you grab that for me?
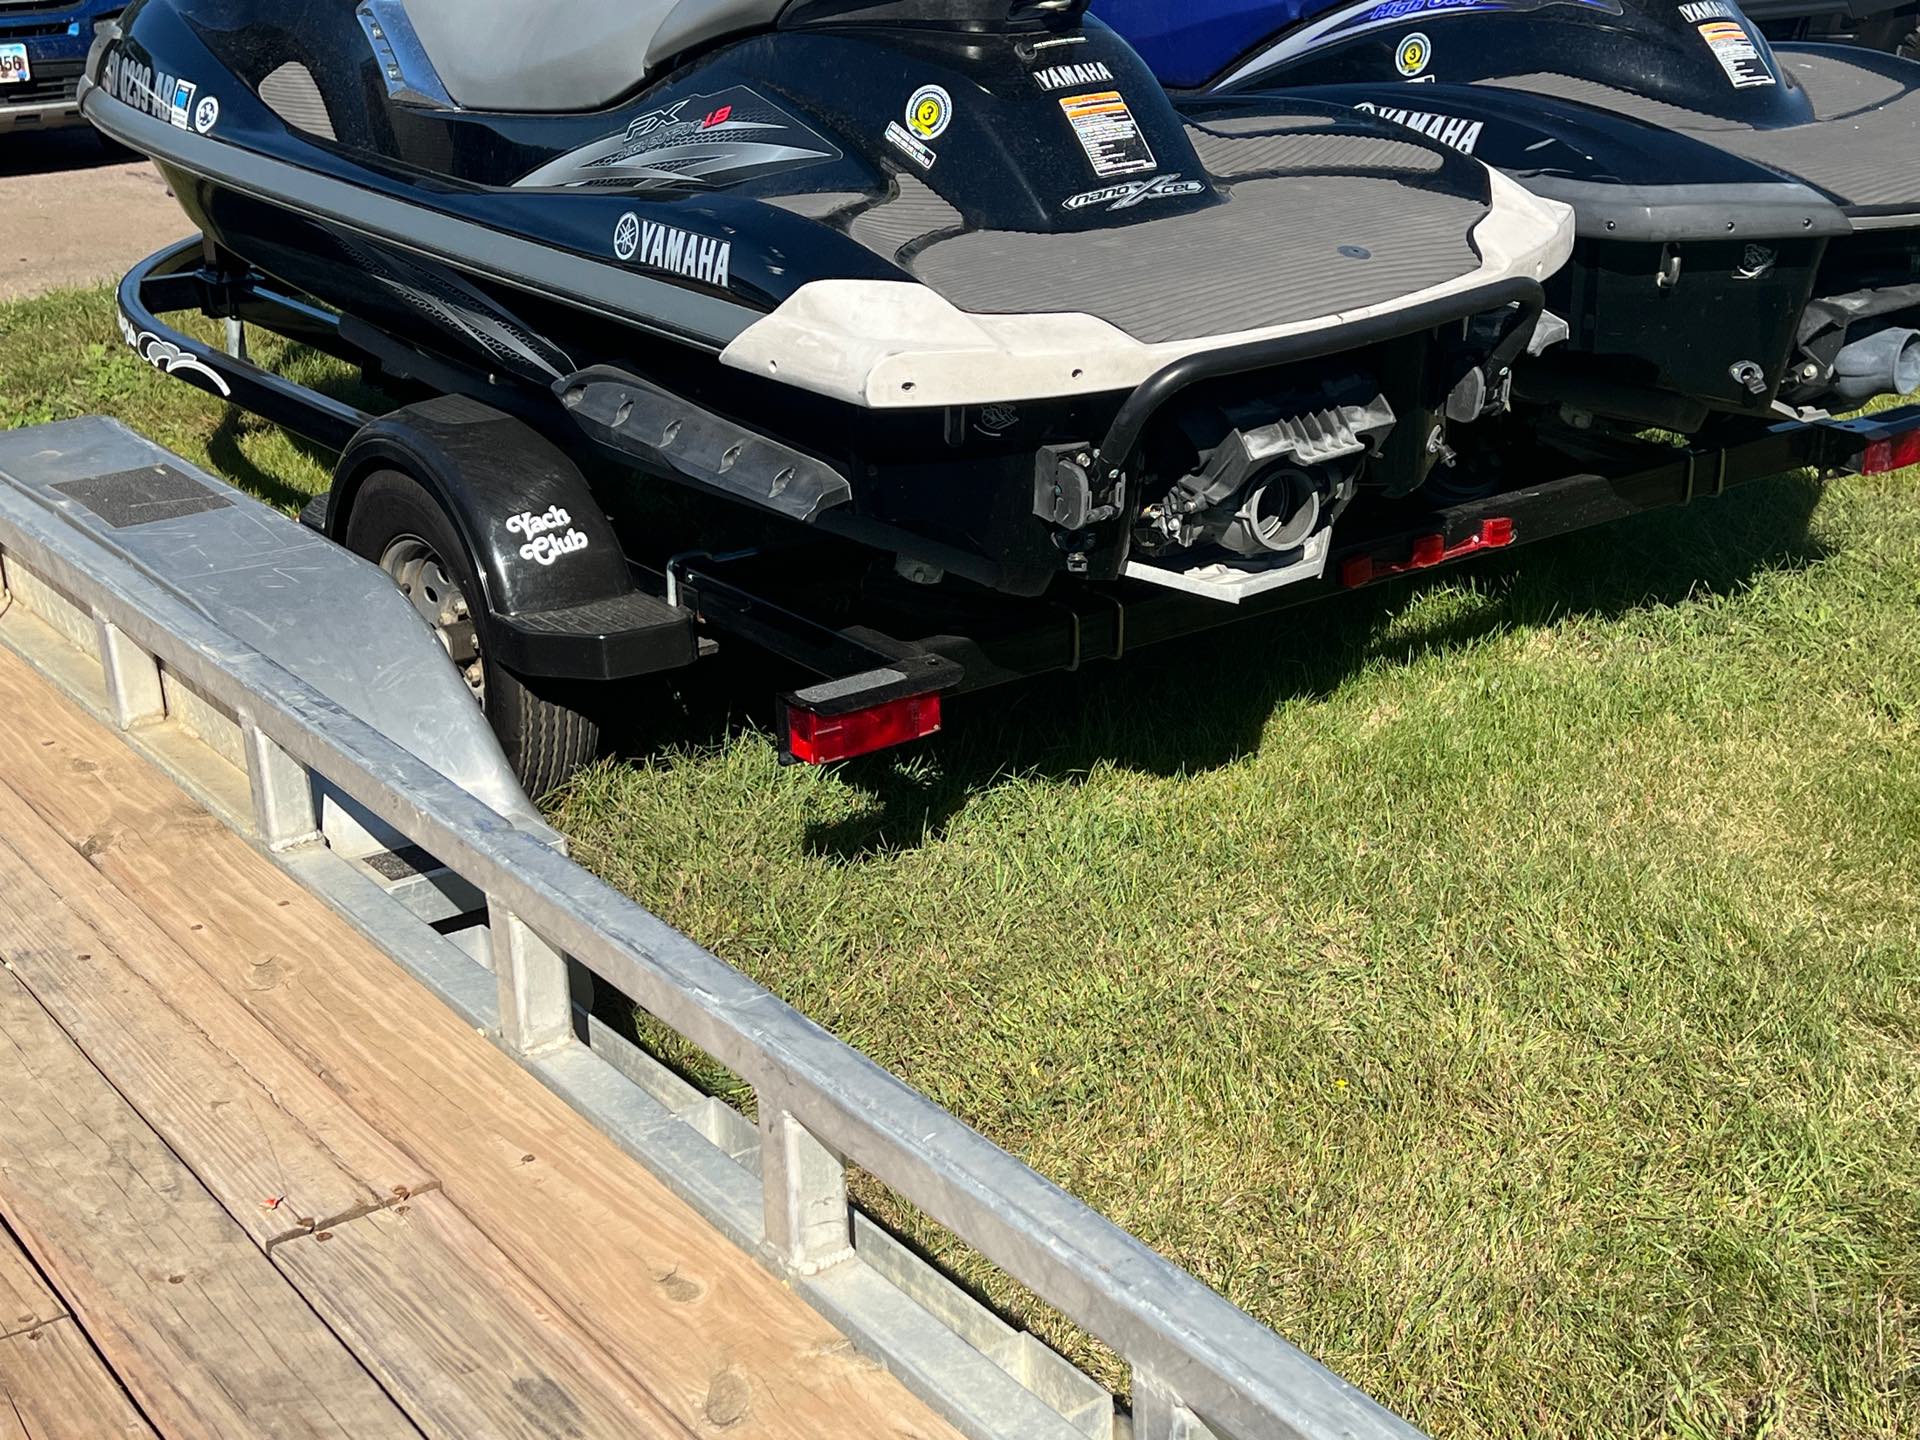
[327,396,633,622]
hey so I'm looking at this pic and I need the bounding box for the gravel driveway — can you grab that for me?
[0,130,195,301]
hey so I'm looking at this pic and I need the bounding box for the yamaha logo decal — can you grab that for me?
[613,212,642,262]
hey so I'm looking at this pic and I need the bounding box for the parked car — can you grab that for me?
[1,2,120,140]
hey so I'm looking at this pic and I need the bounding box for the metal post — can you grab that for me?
[490,904,573,1055]
[241,719,321,851]
[224,317,249,362]
[95,617,165,729]
[1132,1374,1211,1440]
[760,1101,853,1273]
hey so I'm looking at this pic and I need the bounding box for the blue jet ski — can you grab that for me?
[1096,0,1920,431]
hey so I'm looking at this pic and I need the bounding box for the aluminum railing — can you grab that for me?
[0,448,1424,1440]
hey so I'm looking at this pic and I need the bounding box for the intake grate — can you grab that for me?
[259,61,337,142]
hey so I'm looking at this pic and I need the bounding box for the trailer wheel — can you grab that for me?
[344,469,600,796]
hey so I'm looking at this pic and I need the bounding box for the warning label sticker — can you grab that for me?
[1697,20,1775,88]
[1059,91,1156,178]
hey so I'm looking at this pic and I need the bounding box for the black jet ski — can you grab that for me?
[1096,0,1920,433]
[80,0,1570,615]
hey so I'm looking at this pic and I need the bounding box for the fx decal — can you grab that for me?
[516,87,839,191]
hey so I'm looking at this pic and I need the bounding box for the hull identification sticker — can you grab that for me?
[1697,20,1775,88]
[1059,91,1156,178]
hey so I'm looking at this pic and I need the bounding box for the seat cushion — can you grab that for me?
[405,0,788,112]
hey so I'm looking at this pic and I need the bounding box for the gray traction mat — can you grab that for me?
[1489,53,1920,210]
[838,122,1485,344]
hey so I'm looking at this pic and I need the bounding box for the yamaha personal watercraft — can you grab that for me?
[80,0,1571,617]
[1096,0,1920,432]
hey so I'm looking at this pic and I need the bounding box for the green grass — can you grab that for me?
[7,286,1918,1438]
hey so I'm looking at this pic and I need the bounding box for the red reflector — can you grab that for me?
[1340,517,1517,588]
[1860,429,1920,475]
[787,693,942,765]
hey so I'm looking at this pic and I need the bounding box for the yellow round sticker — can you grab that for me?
[1396,32,1432,76]
[907,84,952,141]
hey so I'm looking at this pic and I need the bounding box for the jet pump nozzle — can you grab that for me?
[1832,327,1920,406]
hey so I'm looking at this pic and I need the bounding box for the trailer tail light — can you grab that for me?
[786,692,943,765]
[1340,517,1515,588]
[1858,428,1920,475]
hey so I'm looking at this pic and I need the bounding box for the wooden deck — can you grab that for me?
[0,641,960,1440]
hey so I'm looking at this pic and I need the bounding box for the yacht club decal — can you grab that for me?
[1353,101,1484,154]
[506,507,591,567]
[613,214,733,289]
[516,86,839,191]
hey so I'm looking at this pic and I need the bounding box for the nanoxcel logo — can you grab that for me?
[1063,173,1205,211]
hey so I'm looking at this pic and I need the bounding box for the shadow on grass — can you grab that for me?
[788,470,1832,860]
[201,355,391,513]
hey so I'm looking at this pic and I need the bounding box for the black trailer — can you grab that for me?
[123,237,1920,782]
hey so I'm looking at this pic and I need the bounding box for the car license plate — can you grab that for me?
[0,44,29,85]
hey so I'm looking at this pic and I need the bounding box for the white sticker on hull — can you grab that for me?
[1697,19,1775,87]
[1059,91,1156,178]
[885,120,938,169]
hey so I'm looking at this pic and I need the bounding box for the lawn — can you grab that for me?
[5,286,1917,1439]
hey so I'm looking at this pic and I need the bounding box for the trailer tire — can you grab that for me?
[344,469,600,797]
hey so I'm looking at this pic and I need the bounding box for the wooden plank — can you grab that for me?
[0,1218,150,1438]
[0,1320,156,1440]
[0,643,960,1440]
[0,773,436,1212]
[0,828,419,1246]
[0,1221,64,1342]
[0,967,423,1440]
[273,1194,691,1440]
[0,792,694,1439]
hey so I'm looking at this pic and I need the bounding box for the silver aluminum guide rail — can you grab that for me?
[0,420,1424,1440]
